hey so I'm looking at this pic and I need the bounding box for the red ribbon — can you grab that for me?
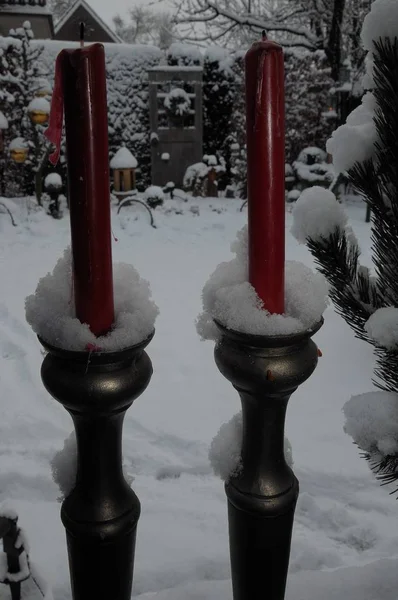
[44,51,65,166]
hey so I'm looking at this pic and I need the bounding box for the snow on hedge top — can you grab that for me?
[110,147,138,170]
[326,92,377,173]
[291,187,348,244]
[0,111,8,130]
[167,43,202,63]
[197,225,328,339]
[364,307,398,349]
[25,248,158,352]
[361,0,398,51]
[344,391,398,457]
[27,97,50,114]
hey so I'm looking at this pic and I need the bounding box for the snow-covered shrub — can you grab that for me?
[293,147,334,192]
[183,156,225,197]
[284,50,335,164]
[144,185,165,208]
[203,47,235,189]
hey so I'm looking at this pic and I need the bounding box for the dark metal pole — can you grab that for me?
[214,320,322,600]
[40,333,154,600]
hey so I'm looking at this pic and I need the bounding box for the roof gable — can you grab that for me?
[54,0,121,44]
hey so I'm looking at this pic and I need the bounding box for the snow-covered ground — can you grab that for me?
[0,195,397,600]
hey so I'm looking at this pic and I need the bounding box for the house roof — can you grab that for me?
[54,0,122,44]
[0,0,50,15]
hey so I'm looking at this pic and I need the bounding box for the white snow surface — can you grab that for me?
[327,93,378,173]
[365,307,398,349]
[27,97,50,114]
[344,392,398,457]
[44,173,62,189]
[25,248,159,351]
[197,225,328,339]
[167,43,202,64]
[209,411,293,481]
[0,196,398,600]
[0,111,8,130]
[361,0,398,51]
[110,147,138,170]
[291,187,348,243]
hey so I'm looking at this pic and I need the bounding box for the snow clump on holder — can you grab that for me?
[25,248,158,352]
[209,411,293,482]
[197,224,328,340]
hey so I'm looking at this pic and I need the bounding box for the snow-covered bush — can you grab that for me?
[144,185,165,208]
[292,147,334,192]
[183,156,225,197]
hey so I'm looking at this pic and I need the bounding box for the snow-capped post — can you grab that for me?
[207,33,323,600]
[245,32,285,315]
[35,39,156,600]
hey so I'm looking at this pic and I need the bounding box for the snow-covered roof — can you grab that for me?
[0,1,50,15]
[110,147,138,170]
[54,0,122,44]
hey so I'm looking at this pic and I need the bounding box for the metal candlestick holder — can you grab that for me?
[214,320,322,600]
[40,333,154,600]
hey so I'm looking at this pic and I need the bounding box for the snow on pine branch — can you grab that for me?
[327,92,378,173]
[25,248,158,352]
[344,392,398,462]
[291,187,348,244]
[365,308,398,350]
[197,224,328,340]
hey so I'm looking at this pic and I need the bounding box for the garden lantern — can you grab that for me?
[9,137,28,163]
[0,111,8,154]
[28,97,51,126]
[44,172,63,219]
[110,146,138,198]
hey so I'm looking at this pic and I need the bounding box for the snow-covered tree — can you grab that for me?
[47,0,75,22]
[0,23,47,198]
[113,4,176,49]
[173,0,372,81]
[291,0,398,494]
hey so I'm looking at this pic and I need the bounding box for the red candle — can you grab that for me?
[245,37,285,314]
[46,44,114,337]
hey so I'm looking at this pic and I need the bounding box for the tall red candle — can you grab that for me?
[46,44,114,337]
[245,37,285,314]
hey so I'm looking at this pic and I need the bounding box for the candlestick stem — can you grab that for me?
[214,321,322,600]
[40,334,154,600]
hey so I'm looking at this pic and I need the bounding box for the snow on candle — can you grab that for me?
[45,43,114,337]
[245,34,285,314]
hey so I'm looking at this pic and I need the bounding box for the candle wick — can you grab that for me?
[80,22,85,48]
[262,30,267,41]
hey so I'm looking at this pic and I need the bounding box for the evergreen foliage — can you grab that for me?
[303,38,398,488]
[0,23,47,198]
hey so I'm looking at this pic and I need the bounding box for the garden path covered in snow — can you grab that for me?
[0,196,396,600]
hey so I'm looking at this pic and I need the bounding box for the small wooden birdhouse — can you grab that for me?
[27,97,51,125]
[110,147,138,199]
[9,137,28,163]
[0,111,8,154]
